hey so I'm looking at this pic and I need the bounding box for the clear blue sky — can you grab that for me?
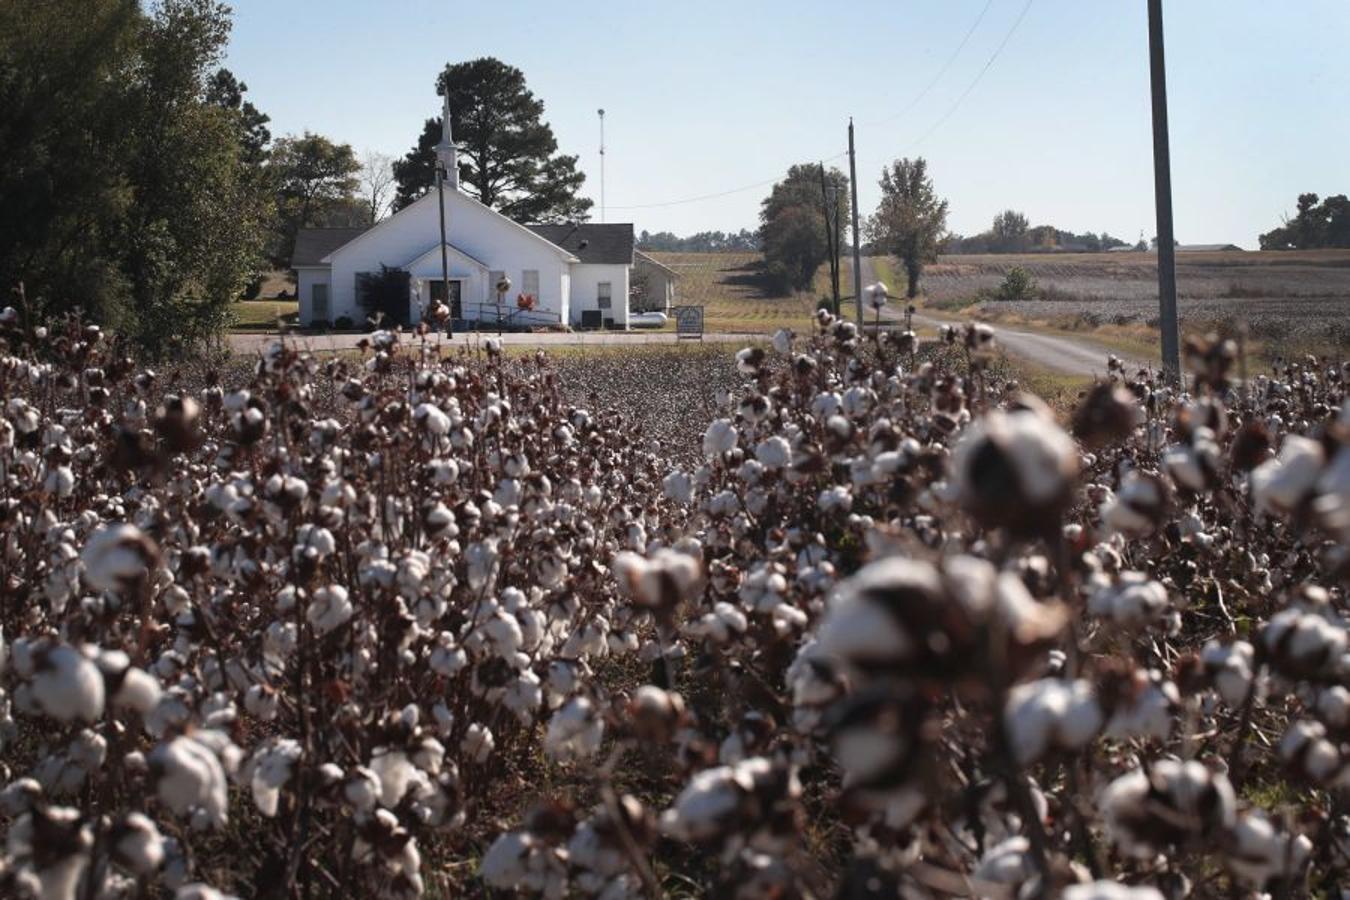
[224,0,1349,246]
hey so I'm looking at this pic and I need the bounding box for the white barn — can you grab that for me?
[293,99,633,331]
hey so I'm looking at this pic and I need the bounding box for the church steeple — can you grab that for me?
[435,93,458,189]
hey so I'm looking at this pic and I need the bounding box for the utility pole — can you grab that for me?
[1148,0,1180,377]
[819,163,841,315]
[436,162,451,337]
[435,92,455,338]
[848,118,864,327]
[598,109,606,223]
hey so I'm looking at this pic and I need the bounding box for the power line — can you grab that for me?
[910,0,1036,148]
[606,150,850,211]
[859,0,996,128]
[604,0,1032,213]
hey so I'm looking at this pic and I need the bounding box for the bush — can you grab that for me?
[333,315,354,331]
[995,265,1038,302]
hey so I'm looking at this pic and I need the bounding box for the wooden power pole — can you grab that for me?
[848,119,864,327]
[1148,0,1181,377]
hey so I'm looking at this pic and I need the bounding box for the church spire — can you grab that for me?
[435,93,458,189]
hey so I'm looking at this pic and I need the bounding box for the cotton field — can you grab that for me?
[0,311,1347,898]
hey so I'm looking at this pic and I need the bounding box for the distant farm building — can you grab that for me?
[1178,243,1244,252]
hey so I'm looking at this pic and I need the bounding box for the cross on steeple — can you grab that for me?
[435,93,458,189]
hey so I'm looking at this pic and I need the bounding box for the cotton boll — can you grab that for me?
[1104,672,1179,742]
[113,666,163,716]
[250,738,302,817]
[306,585,353,635]
[343,767,382,813]
[81,523,159,594]
[462,723,494,764]
[175,884,241,900]
[150,736,230,828]
[1251,435,1324,516]
[30,643,105,724]
[6,805,93,900]
[1226,812,1312,887]
[1200,640,1258,707]
[43,465,75,498]
[109,811,165,875]
[702,419,738,459]
[1260,606,1347,681]
[1062,884,1164,900]
[950,408,1078,535]
[428,632,468,677]
[545,696,605,763]
[1088,572,1172,629]
[972,836,1037,891]
[370,749,418,808]
[658,765,741,842]
[1101,759,1236,857]
[1003,679,1103,765]
[662,469,695,504]
[752,436,791,470]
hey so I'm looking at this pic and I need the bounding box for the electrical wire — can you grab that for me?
[859,0,996,128]
[909,0,1035,148]
[605,150,849,211]
[604,0,1033,211]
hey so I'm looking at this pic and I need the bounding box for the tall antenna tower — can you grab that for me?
[597,108,606,223]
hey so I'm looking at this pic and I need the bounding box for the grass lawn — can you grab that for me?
[230,299,298,331]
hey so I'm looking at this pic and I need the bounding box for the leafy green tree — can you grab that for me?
[0,0,272,353]
[758,164,849,293]
[269,132,361,264]
[991,209,1029,252]
[1260,192,1350,250]
[205,68,271,164]
[392,58,591,223]
[867,158,948,298]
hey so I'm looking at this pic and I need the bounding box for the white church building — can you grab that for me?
[293,98,635,330]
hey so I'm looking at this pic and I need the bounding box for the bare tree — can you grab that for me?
[360,150,396,224]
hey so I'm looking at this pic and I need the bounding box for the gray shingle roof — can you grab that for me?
[292,227,370,266]
[526,223,634,265]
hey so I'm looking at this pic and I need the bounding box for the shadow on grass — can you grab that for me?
[719,258,792,300]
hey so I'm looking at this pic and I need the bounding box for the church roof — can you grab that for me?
[526,223,634,265]
[293,227,370,266]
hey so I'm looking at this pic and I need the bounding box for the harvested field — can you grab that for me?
[899,249,1350,355]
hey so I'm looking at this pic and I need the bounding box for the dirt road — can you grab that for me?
[853,257,1154,377]
[227,329,759,355]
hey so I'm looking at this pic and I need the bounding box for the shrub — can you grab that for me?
[333,315,354,331]
[995,265,1038,302]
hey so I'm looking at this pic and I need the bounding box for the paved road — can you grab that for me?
[853,256,1153,377]
[227,329,760,354]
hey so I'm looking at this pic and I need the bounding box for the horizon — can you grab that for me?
[224,0,1350,247]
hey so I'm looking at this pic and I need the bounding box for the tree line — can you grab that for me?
[945,210,1132,254]
[636,230,760,253]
